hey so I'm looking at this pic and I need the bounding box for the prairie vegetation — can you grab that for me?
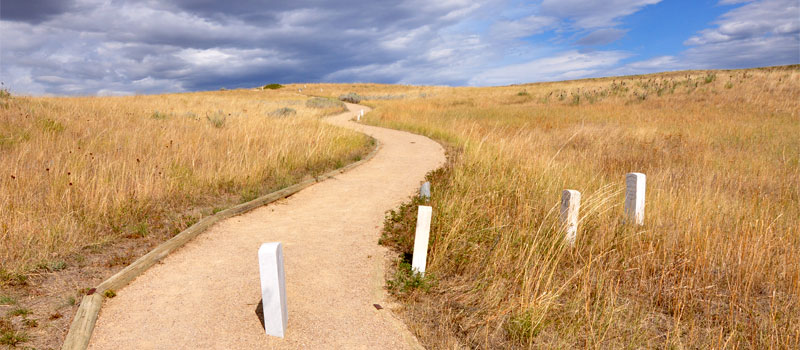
[0,89,367,275]
[316,66,800,348]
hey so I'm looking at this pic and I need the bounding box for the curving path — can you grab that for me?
[87,103,445,349]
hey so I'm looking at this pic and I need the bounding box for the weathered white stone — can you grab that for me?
[258,242,287,338]
[625,173,646,225]
[560,189,581,245]
[411,206,432,275]
[419,181,431,200]
[360,109,364,117]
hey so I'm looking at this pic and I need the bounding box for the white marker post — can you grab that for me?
[419,181,431,200]
[411,206,432,275]
[625,173,646,225]
[258,243,287,338]
[360,109,364,118]
[560,189,581,245]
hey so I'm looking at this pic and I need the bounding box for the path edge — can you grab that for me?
[62,118,381,350]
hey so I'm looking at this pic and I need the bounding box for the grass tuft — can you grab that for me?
[261,83,283,90]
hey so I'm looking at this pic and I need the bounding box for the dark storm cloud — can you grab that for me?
[0,0,76,23]
[1,0,796,94]
[2,0,493,94]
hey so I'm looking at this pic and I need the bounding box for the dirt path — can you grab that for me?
[87,103,444,349]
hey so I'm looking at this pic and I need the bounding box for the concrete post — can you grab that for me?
[411,206,432,275]
[258,242,287,338]
[419,181,431,200]
[625,173,646,225]
[560,190,581,245]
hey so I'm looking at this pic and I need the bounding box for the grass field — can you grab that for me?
[1,88,371,347]
[312,66,799,348]
[0,90,369,275]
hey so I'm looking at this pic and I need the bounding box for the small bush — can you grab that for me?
[305,97,345,109]
[386,261,435,295]
[151,111,169,119]
[38,118,65,133]
[268,107,296,117]
[0,83,10,99]
[517,91,530,96]
[338,92,364,104]
[262,83,283,90]
[206,110,226,128]
[103,290,116,298]
[0,296,15,305]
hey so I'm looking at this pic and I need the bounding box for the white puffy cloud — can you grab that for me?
[470,50,631,86]
[683,0,799,68]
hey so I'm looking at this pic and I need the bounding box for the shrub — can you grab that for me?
[151,111,169,119]
[338,92,364,104]
[261,83,283,90]
[268,107,296,117]
[305,97,344,109]
[206,110,226,128]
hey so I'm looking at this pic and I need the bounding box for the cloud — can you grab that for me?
[1,0,501,94]
[576,28,628,46]
[682,0,799,68]
[490,15,558,38]
[0,0,76,23]
[470,50,631,86]
[540,0,661,29]
[0,0,795,94]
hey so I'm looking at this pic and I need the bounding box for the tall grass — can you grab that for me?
[0,89,366,274]
[354,66,799,348]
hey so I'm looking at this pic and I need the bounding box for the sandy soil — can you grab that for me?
[87,103,445,349]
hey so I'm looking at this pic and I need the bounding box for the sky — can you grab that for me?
[1,0,798,95]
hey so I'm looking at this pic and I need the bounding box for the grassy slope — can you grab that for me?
[0,89,369,347]
[315,66,799,348]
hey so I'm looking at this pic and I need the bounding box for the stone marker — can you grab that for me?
[411,206,432,275]
[625,173,646,225]
[560,189,581,245]
[258,242,287,338]
[419,181,431,200]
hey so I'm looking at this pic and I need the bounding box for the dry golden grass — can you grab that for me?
[318,66,799,348]
[0,89,369,275]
